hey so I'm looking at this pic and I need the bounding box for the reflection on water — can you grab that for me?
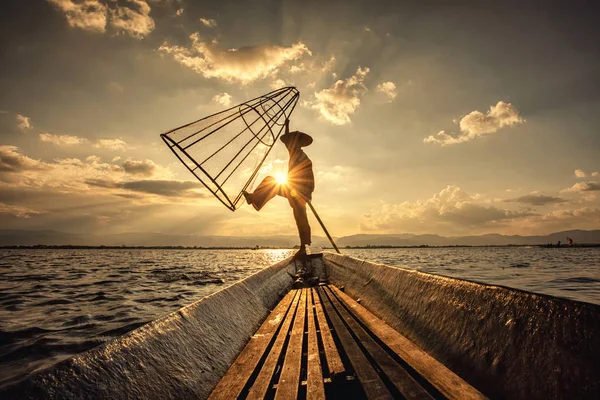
[0,249,293,388]
[0,247,599,388]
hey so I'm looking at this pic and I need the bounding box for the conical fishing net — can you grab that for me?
[161,87,299,211]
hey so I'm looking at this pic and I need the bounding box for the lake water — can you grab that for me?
[1,247,599,389]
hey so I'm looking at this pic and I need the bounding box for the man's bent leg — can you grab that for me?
[290,198,311,246]
[247,176,279,211]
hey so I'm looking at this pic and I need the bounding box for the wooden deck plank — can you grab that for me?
[317,287,392,399]
[246,290,301,400]
[274,289,307,400]
[324,286,433,400]
[329,285,487,400]
[312,287,345,378]
[209,289,297,399]
[306,289,326,400]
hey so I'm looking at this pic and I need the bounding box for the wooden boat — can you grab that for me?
[2,252,599,399]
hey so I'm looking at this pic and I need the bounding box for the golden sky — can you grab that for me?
[1,0,599,238]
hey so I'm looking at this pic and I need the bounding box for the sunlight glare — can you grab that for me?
[275,171,287,185]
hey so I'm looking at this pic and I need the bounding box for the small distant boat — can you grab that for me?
[3,253,599,399]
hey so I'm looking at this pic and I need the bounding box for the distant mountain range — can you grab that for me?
[1,229,599,247]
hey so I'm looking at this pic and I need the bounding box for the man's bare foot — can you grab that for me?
[295,245,307,257]
[242,191,253,205]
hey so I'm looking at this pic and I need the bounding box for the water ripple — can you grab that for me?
[0,248,293,388]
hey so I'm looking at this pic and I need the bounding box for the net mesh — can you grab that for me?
[161,87,300,211]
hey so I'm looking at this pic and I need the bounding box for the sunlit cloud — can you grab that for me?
[0,146,48,173]
[539,207,600,222]
[86,178,206,198]
[47,0,155,38]
[0,203,42,218]
[47,0,108,33]
[503,194,568,206]
[305,66,369,125]
[562,181,600,192]
[94,138,128,151]
[425,101,525,146]
[574,169,599,178]
[212,92,233,107]
[376,81,397,102]
[109,0,155,39]
[159,33,311,84]
[122,159,157,177]
[39,132,88,146]
[361,185,537,234]
[321,55,336,72]
[1,146,201,203]
[270,79,286,89]
[16,114,32,131]
[199,17,217,28]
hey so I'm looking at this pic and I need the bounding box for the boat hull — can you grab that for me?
[1,257,296,399]
[323,252,600,399]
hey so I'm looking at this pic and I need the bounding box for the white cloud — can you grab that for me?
[122,159,157,176]
[40,132,88,146]
[199,17,217,28]
[425,101,525,146]
[0,146,204,203]
[16,114,32,131]
[0,203,42,219]
[47,0,108,33]
[361,185,536,234]
[47,0,154,38]
[376,81,397,101]
[575,169,586,178]
[321,55,336,72]
[539,207,600,223]
[109,0,155,39]
[562,181,600,192]
[0,145,48,172]
[305,67,369,125]
[94,138,127,151]
[159,33,311,84]
[212,92,233,107]
[503,194,567,206]
[289,63,305,74]
[270,78,286,89]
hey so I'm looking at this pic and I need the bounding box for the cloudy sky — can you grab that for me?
[1,0,599,239]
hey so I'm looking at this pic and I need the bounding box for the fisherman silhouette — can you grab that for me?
[243,119,314,256]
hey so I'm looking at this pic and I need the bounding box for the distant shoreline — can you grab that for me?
[1,244,599,250]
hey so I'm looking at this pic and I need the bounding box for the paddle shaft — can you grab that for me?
[305,199,341,254]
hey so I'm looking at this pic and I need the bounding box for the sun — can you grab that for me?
[275,171,287,185]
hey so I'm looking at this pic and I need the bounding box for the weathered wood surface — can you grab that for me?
[209,289,297,399]
[275,289,307,399]
[313,285,345,378]
[212,284,486,399]
[329,285,486,400]
[306,289,326,399]
[324,286,433,400]
[317,286,391,399]
[246,290,302,400]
